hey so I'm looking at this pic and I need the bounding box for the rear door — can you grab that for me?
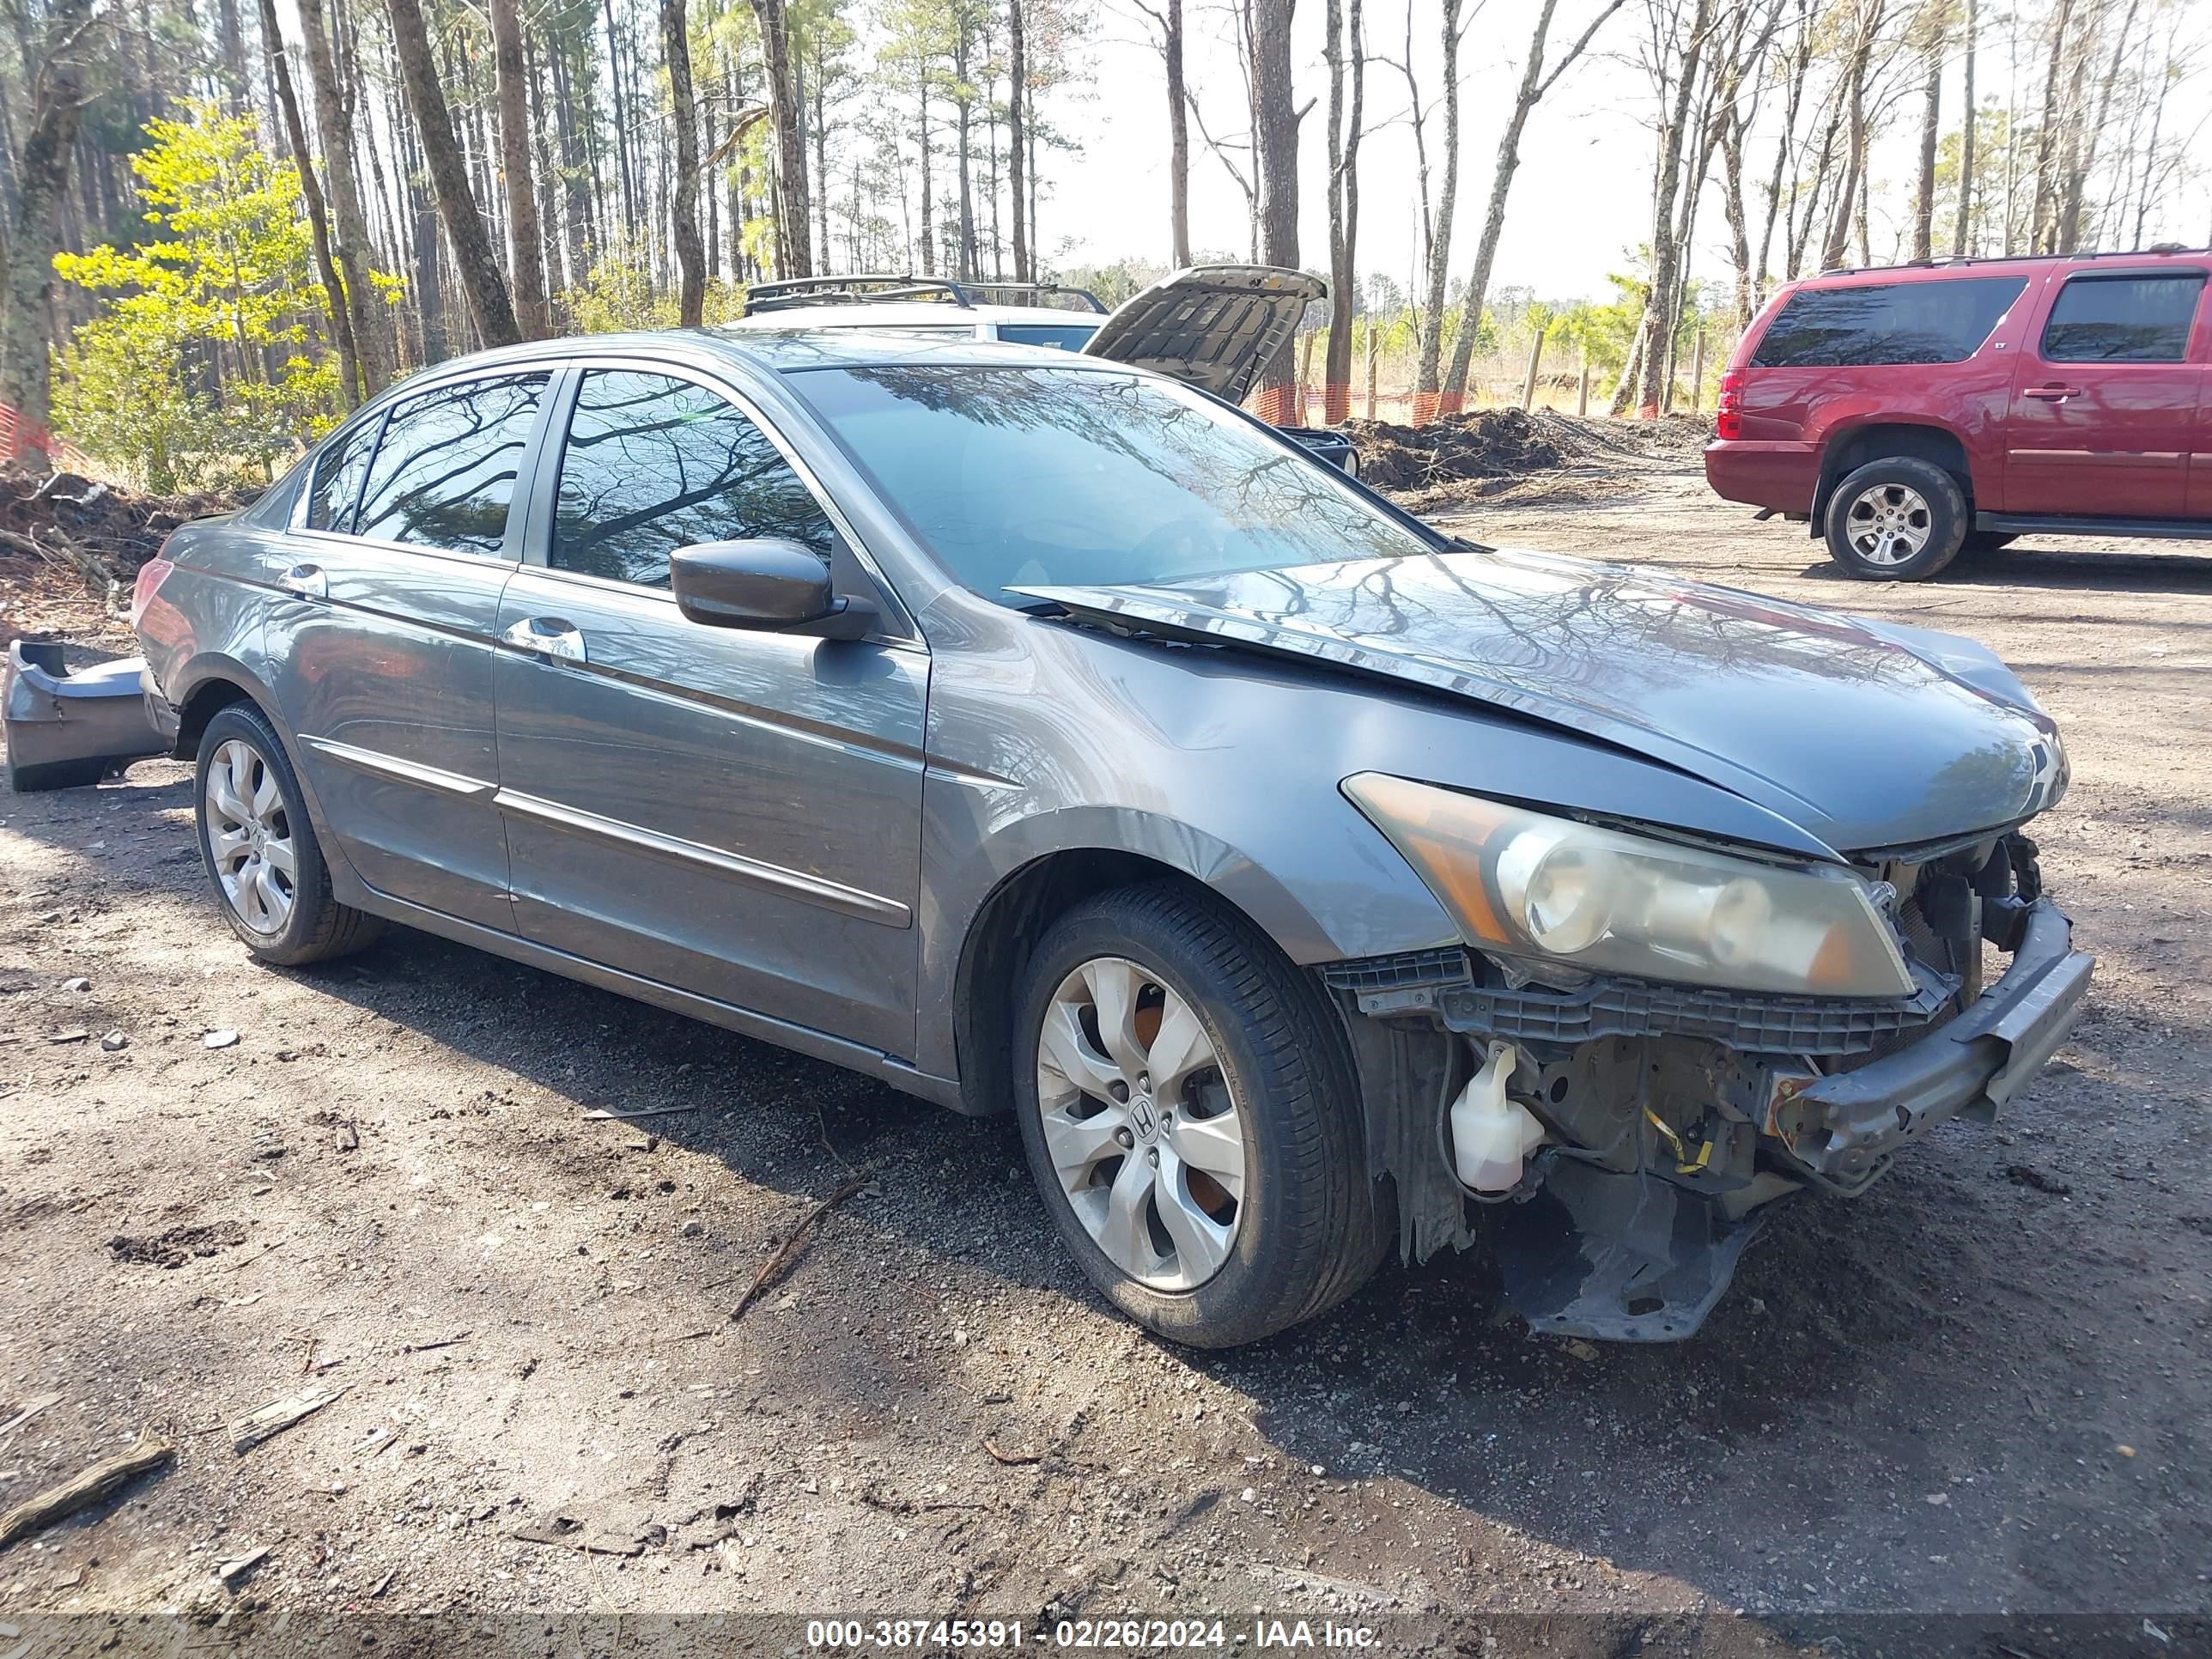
[2004,266,2209,519]
[267,368,552,928]
[489,362,928,1058]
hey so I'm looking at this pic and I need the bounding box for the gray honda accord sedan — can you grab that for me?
[5,323,2092,1347]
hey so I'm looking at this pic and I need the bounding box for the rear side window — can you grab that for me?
[2040,273,2206,362]
[356,373,550,556]
[304,413,381,533]
[1751,277,2027,368]
[996,322,1099,350]
[550,370,836,587]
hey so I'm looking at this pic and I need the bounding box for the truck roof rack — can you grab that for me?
[1816,244,2210,277]
[740,275,973,316]
[960,282,1109,313]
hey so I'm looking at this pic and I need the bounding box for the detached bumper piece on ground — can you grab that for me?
[1328,835,2092,1342]
[3,641,172,793]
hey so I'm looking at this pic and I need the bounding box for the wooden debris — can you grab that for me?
[228,1382,350,1455]
[400,1333,470,1354]
[730,1173,872,1322]
[0,1428,174,1551]
[367,1566,398,1598]
[0,1395,61,1440]
[513,1514,645,1556]
[581,1104,700,1121]
[981,1438,1042,1467]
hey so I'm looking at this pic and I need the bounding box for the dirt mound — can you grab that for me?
[0,467,258,583]
[1341,408,1565,490]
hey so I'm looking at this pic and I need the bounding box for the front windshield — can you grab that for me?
[789,364,1437,599]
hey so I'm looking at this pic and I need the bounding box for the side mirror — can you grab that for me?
[669,538,877,640]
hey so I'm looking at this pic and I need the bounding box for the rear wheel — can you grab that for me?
[194,702,382,965]
[1823,456,1969,581]
[1012,883,1386,1348]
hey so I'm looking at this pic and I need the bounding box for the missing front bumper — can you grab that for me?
[3,641,172,792]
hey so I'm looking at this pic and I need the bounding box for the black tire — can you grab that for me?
[1011,881,1387,1348]
[1823,456,1970,581]
[1960,530,2017,557]
[194,702,383,966]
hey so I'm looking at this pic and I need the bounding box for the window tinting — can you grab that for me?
[1751,277,2027,368]
[355,373,548,556]
[305,413,381,533]
[2041,273,2206,362]
[796,365,1437,600]
[996,322,1101,351]
[551,371,836,586]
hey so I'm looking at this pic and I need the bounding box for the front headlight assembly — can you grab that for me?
[1344,773,1912,999]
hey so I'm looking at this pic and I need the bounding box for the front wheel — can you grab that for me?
[195,702,383,965]
[1012,883,1386,1348]
[1823,456,1970,580]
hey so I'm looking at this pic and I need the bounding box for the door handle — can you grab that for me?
[501,616,588,664]
[276,562,327,599]
[2023,385,2081,401]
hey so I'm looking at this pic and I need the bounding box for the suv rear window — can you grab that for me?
[2040,273,2206,362]
[1751,277,2027,368]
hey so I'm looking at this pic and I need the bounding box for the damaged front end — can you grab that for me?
[1328,830,2092,1343]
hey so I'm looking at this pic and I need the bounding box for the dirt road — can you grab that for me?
[3,457,2208,1656]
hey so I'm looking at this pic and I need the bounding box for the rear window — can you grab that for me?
[996,322,1100,351]
[2040,273,2206,362]
[1751,277,2027,368]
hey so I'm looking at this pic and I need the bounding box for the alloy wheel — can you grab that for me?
[1033,955,1247,1291]
[205,738,296,935]
[1844,482,1934,566]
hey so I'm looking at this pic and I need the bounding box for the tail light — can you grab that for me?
[130,542,174,630]
[1714,369,1746,441]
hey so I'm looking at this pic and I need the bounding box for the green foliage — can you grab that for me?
[51,101,374,490]
[562,241,746,331]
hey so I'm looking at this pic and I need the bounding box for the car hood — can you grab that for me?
[1015,547,2069,856]
[1080,264,1327,405]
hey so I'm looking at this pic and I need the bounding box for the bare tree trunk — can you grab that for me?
[748,0,813,277]
[1321,0,1364,424]
[489,0,548,337]
[386,0,520,346]
[1008,0,1028,279]
[258,0,363,404]
[1249,0,1303,418]
[917,62,935,275]
[294,0,387,389]
[1954,0,1977,254]
[662,0,706,321]
[1157,0,1191,266]
[1413,0,1462,412]
[2060,0,2137,253]
[953,26,977,281]
[1819,50,1868,271]
[1636,0,1716,416]
[0,0,94,470]
[1451,0,1626,410]
[2029,0,2074,252]
[215,0,247,115]
[1911,20,1942,261]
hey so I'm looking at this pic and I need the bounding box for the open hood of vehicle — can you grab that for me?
[1079,265,1327,405]
[1015,548,2069,856]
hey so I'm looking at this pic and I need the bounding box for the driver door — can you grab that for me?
[489,363,928,1059]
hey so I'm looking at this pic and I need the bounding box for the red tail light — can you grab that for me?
[131,543,174,629]
[1714,369,1746,441]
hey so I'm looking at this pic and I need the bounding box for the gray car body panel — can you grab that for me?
[110,330,2072,1121]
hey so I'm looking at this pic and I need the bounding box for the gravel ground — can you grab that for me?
[2,455,2208,1657]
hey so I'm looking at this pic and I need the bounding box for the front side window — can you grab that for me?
[2040,273,2207,362]
[550,370,836,587]
[355,372,549,556]
[305,412,382,533]
[793,364,1438,601]
[1751,277,2027,368]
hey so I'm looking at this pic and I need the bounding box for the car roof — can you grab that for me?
[386,325,1124,382]
[1795,246,2210,288]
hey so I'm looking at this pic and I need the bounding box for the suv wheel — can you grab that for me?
[1824,457,1969,580]
[1011,883,1386,1348]
[195,702,382,965]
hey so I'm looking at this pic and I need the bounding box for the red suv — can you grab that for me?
[1706,248,2210,580]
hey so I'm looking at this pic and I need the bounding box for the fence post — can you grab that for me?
[1689,328,1707,416]
[1577,351,1591,417]
[1364,326,1377,421]
[1520,325,1548,412]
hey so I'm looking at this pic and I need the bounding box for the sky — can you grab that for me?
[1032,0,2212,305]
